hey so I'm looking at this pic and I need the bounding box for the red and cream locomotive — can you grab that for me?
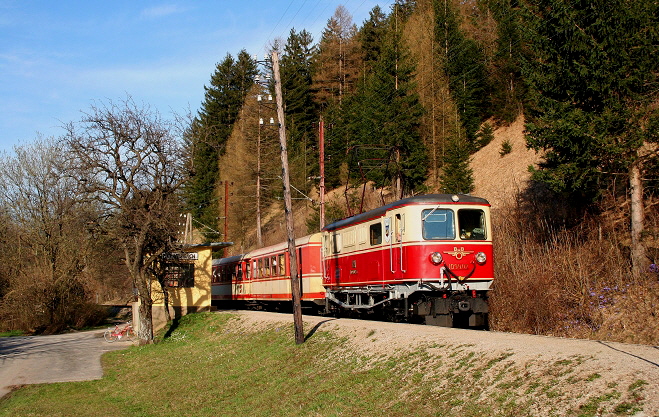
[212,194,493,327]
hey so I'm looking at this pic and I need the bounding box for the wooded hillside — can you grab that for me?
[179,0,659,344]
[184,0,658,262]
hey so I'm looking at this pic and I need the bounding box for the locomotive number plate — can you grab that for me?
[448,263,470,270]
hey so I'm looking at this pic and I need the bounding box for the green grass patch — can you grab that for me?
[0,330,25,337]
[0,313,648,417]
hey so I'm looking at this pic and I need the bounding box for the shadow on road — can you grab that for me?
[598,341,659,368]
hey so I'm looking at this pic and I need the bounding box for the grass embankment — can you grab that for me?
[0,312,648,417]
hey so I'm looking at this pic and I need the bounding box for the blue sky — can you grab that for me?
[0,0,393,152]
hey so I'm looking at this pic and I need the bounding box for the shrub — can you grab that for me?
[489,201,659,345]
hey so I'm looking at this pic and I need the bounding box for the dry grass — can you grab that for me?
[489,203,659,345]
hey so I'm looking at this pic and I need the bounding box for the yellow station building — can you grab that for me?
[140,242,231,330]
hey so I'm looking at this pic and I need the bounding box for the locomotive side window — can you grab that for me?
[370,222,382,245]
[323,234,330,257]
[458,209,486,240]
[332,232,342,253]
[395,213,404,242]
[422,209,455,240]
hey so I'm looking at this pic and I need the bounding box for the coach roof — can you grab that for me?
[322,194,490,232]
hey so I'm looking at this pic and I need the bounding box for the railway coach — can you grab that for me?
[212,234,326,311]
[322,194,493,327]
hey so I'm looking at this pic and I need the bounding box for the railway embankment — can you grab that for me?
[1,310,657,416]
[236,310,659,416]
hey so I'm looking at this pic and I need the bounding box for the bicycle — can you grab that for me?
[103,321,137,342]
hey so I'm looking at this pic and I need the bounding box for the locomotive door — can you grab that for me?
[386,213,405,282]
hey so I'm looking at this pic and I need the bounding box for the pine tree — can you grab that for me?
[184,51,257,235]
[312,6,363,108]
[280,29,318,191]
[440,134,474,194]
[359,6,388,73]
[522,0,659,270]
[404,0,461,191]
[488,0,524,124]
[342,6,428,197]
[434,0,490,143]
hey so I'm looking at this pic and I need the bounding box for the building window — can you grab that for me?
[164,262,195,287]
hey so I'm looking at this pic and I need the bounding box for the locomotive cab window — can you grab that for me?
[458,209,486,240]
[422,209,455,240]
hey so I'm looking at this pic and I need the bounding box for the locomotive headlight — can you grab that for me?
[476,252,487,265]
[429,252,443,265]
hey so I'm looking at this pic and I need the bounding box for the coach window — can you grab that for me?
[245,262,251,279]
[278,254,285,276]
[458,209,486,240]
[257,259,263,279]
[237,263,243,281]
[422,209,455,240]
[271,255,278,276]
[265,257,271,276]
[370,222,382,246]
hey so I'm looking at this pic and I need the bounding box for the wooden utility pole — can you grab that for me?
[224,181,229,257]
[319,117,325,230]
[272,51,304,344]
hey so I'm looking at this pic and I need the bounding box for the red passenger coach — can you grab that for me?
[212,234,325,311]
[211,254,243,304]
[322,194,493,327]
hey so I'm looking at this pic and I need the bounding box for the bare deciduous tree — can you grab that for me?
[0,137,104,333]
[65,97,187,342]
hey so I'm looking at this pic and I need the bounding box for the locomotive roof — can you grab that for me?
[322,194,490,232]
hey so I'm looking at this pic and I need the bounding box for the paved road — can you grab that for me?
[0,328,134,398]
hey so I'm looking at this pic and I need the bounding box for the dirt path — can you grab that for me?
[233,310,659,416]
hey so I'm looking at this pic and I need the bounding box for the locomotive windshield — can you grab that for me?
[458,209,486,240]
[422,208,486,240]
[422,209,455,239]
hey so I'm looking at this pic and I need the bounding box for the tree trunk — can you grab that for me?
[137,292,154,343]
[273,51,304,344]
[630,159,647,275]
